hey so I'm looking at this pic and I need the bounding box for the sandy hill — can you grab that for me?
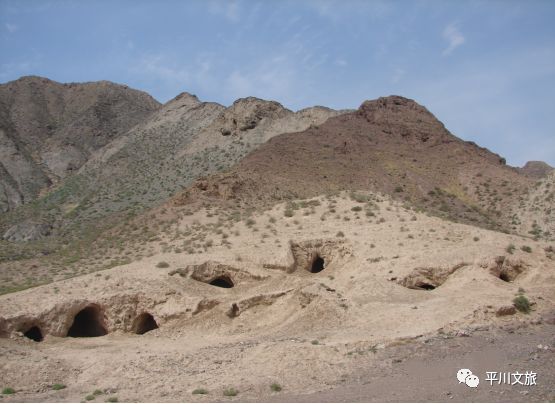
[175,96,537,235]
[0,76,161,212]
[0,190,554,401]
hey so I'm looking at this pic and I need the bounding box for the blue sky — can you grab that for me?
[1,0,554,166]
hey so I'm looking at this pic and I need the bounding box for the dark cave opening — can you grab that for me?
[23,326,43,342]
[417,283,436,290]
[310,255,325,273]
[66,305,107,338]
[132,312,158,335]
[209,276,234,288]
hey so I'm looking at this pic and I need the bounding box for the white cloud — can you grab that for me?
[208,0,241,23]
[5,23,18,33]
[442,23,465,56]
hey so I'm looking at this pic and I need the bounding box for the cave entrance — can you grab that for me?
[417,283,436,290]
[209,276,234,288]
[310,255,325,273]
[132,313,158,335]
[23,326,43,342]
[67,305,107,338]
[499,272,510,282]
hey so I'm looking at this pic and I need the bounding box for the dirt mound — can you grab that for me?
[485,256,527,282]
[288,239,352,274]
[398,263,468,290]
[177,260,267,285]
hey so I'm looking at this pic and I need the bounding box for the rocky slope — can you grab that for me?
[0,76,161,212]
[176,96,538,234]
[518,160,554,179]
[0,80,344,290]
[511,170,555,239]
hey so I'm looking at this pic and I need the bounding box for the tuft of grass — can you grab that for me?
[506,243,516,254]
[336,231,345,238]
[93,389,103,396]
[223,388,238,397]
[85,394,95,401]
[311,340,319,345]
[156,261,170,268]
[106,397,118,403]
[473,236,480,242]
[270,383,282,392]
[513,294,531,313]
[192,388,208,395]
[52,384,66,391]
[521,245,532,253]
[284,209,294,217]
[2,387,15,395]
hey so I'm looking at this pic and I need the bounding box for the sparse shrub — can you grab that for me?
[156,261,170,268]
[192,388,208,395]
[473,236,480,242]
[351,206,362,212]
[223,388,238,397]
[513,295,531,313]
[270,383,282,392]
[284,209,294,217]
[394,186,403,193]
[52,384,66,391]
[245,218,256,227]
[311,340,319,345]
[2,387,15,395]
[85,395,95,401]
[106,397,118,403]
[350,192,369,203]
[336,231,345,237]
[93,389,103,396]
[506,244,516,254]
[521,245,532,253]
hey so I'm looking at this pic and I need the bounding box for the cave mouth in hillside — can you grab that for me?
[23,325,43,342]
[310,255,325,273]
[132,312,158,335]
[499,272,510,282]
[67,305,107,338]
[416,282,436,290]
[209,276,234,288]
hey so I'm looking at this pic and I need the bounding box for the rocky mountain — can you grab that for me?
[0,79,344,264]
[0,76,161,212]
[518,161,554,179]
[176,96,538,234]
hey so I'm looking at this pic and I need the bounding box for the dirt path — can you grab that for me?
[260,323,555,403]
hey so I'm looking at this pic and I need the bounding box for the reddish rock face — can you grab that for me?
[175,95,533,233]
